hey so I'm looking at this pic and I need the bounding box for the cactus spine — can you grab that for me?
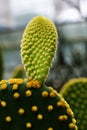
[60,78,87,130]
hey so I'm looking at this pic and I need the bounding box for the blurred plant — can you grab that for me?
[0,46,4,80]
[71,50,84,67]
[11,65,25,78]
[60,78,87,130]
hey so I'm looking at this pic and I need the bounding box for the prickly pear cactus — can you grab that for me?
[0,16,78,130]
[60,78,87,130]
[21,16,58,83]
[0,78,77,130]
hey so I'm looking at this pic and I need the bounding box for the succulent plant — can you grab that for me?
[0,16,77,130]
[60,78,87,130]
[21,16,58,83]
[0,78,77,130]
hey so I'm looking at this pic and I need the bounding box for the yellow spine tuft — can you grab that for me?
[1,84,7,90]
[37,114,43,120]
[31,106,38,112]
[1,101,6,107]
[12,84,18,90]
[42,91,48,97]
[26,122,32,128]
[58,115,68,121]
[5,116,12,122]
[25,90,32,97]
[13,92,20,99]
[47,105,53,111]
[18,108,25,115]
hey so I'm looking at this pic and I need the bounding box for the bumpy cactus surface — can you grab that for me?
[0,78,77,130]
[21,16,58,83]
[0,16,78,130]
[60,78,87,130]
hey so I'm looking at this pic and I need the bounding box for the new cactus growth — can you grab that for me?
[21,16,57,83]
[60,78,87,130]
[0,16,77,130]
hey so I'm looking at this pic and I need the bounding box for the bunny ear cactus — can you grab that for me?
[21,16,58,83]
[0,78,77,130]
[0,16,78,130]
[60,78,87,130]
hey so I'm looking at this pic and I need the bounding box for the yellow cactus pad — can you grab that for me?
[21,16,58,83]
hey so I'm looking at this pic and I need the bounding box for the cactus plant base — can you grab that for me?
[60,78,87,130]
[0,78,77,130]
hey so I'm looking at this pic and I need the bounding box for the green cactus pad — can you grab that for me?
[0,78,77,130]
[60,78,87,130]
[21,16,58,83]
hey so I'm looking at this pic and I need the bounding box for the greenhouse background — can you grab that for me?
[0,0,87,90]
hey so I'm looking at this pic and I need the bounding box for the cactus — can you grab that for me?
[0,78,77,130]
[0,16,77,130]
[60,78,87,130]
[21,16,58,83]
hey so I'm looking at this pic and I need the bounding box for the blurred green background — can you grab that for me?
[0,0,87,90]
